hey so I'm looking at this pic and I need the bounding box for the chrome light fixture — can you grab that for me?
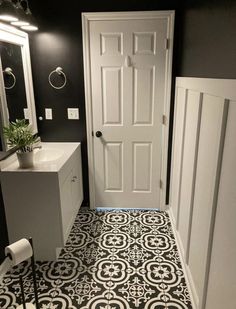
[0,0,38,31]
[11,0,29,26]
[19,0,38,31]
[21,0,38,31]
[0,0,19,22]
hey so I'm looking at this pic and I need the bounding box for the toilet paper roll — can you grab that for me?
[5,239,33,266]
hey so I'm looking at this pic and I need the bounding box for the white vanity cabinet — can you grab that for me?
[0,143,83,261]
[59,148,83,243]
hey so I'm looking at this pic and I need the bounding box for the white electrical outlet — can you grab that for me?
[45,108,53,120]
[24,108,29,119]
[67,108,79,120]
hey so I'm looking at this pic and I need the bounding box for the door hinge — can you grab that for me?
[159,180,163,189]
[162,114,167,125]
[164,38,169,50]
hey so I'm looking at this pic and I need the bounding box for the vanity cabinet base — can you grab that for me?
[1,143,83,261]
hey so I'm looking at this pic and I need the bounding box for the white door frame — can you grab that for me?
[82,11,175,210]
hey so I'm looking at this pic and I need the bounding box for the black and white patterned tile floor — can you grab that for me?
[0,208,193,309]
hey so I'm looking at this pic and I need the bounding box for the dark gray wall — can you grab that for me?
[179,1,236,78]
[29,29,90,204]
[1,0,236,262]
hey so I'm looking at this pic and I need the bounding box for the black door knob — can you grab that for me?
[96,131,102,138]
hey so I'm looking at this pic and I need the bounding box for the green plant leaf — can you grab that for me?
[3,119,39,152]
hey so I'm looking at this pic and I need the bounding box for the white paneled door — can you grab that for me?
[83,12,174,208]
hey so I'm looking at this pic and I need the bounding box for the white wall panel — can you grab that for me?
[170,87,187,225]
[170,77,236,309]
[178,90,202,259]
[188,94,227,307]
[205,101,236,309]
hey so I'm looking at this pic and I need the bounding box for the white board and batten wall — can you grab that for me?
[170,77,236,309]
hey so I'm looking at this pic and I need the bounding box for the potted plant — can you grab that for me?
[3,119,39,168]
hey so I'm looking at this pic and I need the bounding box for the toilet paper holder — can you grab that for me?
[5,238,39,309]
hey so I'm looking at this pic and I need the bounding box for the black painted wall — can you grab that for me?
[1,0,236,262]
[29,28,90,204]
[179,0,236,78]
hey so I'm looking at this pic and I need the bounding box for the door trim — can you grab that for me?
[82,11,175,210]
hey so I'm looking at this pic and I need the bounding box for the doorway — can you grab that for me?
[82,11,174,209]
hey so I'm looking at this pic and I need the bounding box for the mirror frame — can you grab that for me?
[0,22,37,152]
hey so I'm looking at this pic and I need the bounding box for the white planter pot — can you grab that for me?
[17,151,34,168]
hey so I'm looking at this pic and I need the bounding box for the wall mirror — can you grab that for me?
[0,22,37,152]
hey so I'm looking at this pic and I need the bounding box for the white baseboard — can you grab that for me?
[168,207,198,309]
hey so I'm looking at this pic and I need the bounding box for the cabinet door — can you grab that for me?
[71,152,83,216]
[61,169,73,244]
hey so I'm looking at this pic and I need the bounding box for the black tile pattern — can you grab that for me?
[0,209,192,309]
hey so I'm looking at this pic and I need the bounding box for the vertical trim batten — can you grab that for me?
[201,99,229,309]
[185,93,203,263]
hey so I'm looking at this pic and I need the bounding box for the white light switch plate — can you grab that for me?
[45,108,52,120]
[24,108,29,119]
[68,108,79,120]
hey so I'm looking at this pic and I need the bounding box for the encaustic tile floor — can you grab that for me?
[0,208,193,309]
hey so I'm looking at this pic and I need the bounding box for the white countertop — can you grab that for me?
[0,142,81,172]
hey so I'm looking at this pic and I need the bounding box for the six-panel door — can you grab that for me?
[89,19,169,208]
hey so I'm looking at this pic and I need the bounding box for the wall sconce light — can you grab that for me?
[0,0,19,22]
[19,0,38,31]
[0,0,38,31]
[11,0,29,26]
